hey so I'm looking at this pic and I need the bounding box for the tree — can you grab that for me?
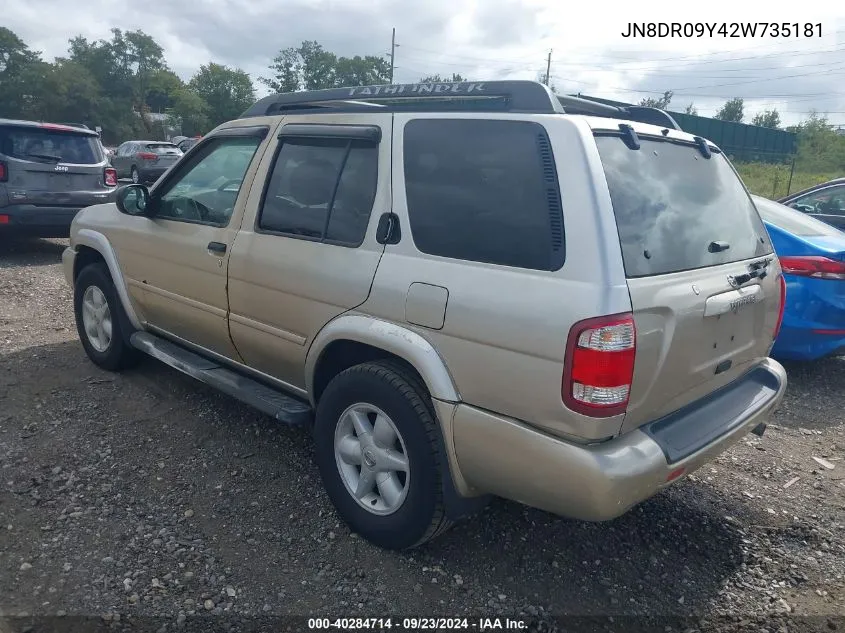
[639,90,673,109]
[189,63,255,127]
[419,73,466,83]
[261,40,390,92]
[684,103,698,115]
[751,109,781,129]
[714,97,744,123]
[146,69,184,113]
[168,88,209,137]
[0,27,44,118]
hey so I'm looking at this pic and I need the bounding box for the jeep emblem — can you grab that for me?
[54,165,69,172]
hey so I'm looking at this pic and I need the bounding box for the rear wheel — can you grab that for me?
[313,361,452,550]
[74,263,140,371]
[130,166,140,184]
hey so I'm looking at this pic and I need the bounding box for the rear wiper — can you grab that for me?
[25,152,63,163]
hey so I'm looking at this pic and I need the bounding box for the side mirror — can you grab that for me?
[115,184,153,217]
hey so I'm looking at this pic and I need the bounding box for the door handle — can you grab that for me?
[207,241,227,255]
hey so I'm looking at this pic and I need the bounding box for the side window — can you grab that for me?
[154,136,261,226]
[792,186,845,216]
[257,137,378,246]
[403,119,564,271]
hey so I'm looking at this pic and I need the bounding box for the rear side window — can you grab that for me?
[257,138,378,246]
[595,135,772,278]
[754,196,845,238]
[403,119,564,271]
[0,125,103,164]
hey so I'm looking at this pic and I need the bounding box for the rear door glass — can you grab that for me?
[0,125,103,164]
[145,143,181,155]
[595,135,772,278]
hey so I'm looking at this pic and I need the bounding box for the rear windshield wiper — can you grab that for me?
[24,152,63,163]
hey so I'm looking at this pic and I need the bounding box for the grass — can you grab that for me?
[734,162,840,200]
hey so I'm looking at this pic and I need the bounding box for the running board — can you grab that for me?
[129,332,312,426]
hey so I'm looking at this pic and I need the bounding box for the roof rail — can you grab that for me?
[240,81,565,117]
[557,94,681,130]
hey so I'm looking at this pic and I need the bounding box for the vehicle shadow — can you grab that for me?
[0,236,66,269]
[1,339,827,620]
[772,356,845,431]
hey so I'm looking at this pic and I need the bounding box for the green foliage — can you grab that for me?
[684,103,698,115]
[639,91,673,109]
[0,27,255,144]
[714,97,744,122]
[751,109,781,129]
[420,73,467,83]
[735,161,838,200]
[189,63,255,125]
[261,40,390,92]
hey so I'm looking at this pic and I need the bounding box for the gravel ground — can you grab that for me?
[1,237,844,633]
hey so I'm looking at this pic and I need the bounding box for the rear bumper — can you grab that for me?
[452,357,787,521]
[138,167,168,183]
[0,205,85,236]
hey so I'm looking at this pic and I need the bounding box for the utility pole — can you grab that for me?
[544,49,552,86]
[389,28,397,84]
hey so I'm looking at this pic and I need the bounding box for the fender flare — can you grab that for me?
[74,228,143,331]
[304,314,460,407]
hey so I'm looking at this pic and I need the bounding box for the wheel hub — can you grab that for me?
[81,285,113,353]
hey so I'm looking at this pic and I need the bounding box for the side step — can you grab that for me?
[130,332,313,426]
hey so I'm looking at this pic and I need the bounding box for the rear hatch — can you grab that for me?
[0,123,111,208]
[592,126,782,433]
[141,143,182,169]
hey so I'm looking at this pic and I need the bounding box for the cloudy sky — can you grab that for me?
[4,0,844,126]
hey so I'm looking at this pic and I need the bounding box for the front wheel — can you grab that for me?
[73,263,140,371]
[313,361,452,550]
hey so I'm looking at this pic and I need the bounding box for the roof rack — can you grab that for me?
[239,80,682,130]
[240,81,564,117]
[557,95,681,130]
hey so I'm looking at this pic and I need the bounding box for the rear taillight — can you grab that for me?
[779,256,845,281]
[0,160,7,182]
[773,274,786,341]
[137,152,157,160]
[562,313,636,418]
[104,167,117,187]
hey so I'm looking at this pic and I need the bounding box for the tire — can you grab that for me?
[314,361,452,550]
[130,166,140,184]
[74,263,140,371]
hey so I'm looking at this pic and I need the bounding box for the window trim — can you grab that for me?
[402,118,566,272]
[148,131,265,228]
[254,131,381,248]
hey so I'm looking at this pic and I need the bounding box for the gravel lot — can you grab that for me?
[1,237,844,633]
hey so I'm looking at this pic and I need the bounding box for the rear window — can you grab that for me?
[595,135,772,278]
[754,196,845,238]
[145,143,181,155]
[403,119,564,271]
[0,125,103,165]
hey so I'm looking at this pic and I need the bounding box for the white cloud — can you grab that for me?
[3,0,844,125]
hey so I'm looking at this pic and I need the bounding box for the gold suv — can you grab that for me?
[63,81,788,550]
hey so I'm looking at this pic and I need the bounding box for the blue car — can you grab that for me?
[753,195,845,361]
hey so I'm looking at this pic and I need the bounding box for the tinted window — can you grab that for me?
[155,136,261,226]
[0,125,103,164]
[754,196,844,238]
[144,143,181,155]
[403,119,564,271]
[258,138,378,246]
[595,135,771,278]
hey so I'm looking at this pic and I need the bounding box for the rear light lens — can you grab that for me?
[773,274,786,341]
[0,160,7,182]
[779,256,845,281]
[562,313,636,418]
[104,167,117,187]
[137,152,157,160]
[0,215,8,224]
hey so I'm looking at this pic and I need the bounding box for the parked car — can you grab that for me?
[62,80,787,550]
[778,178,845,230]
[752,195,845,361]
[0,118,117,237]
[111,140,182,185]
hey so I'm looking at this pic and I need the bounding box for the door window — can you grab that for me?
[790,185,845,216]
[257,137,378,247]
[153,136,261,226]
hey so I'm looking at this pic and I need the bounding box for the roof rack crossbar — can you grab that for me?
[240,81,565,118]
